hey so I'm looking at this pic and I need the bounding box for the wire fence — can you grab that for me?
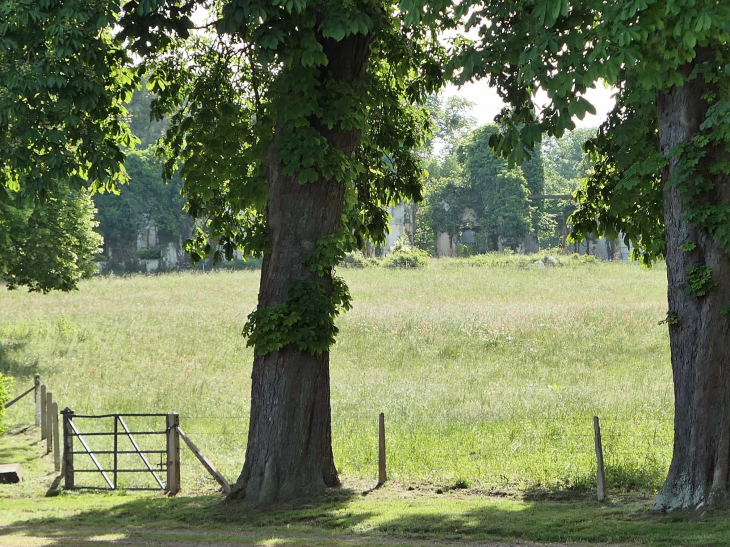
[5,380,673,495]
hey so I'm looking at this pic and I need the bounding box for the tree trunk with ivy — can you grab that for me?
[229,33,372,504]
[654,52,730,511]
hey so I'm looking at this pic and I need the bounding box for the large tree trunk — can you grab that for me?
[229,33,372,504]
[654,51,730,511]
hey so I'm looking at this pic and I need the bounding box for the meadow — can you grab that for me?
[0,256,672,495]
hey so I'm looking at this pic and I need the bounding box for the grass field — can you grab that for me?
[1,257,673,495]
[5,425,730,547]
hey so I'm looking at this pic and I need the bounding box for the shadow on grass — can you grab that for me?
[4,484,730,546]
[520,463,666,503]
[0,487,373,546]
[0,339,38,378]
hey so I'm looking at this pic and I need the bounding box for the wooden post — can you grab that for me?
[40,384,47,440]
[594,416,606,501]
[378,412,387,486]
[52,402,60,472]
[166,413,180,495]
[62,408,75,489]
[34,374,41,426]
[46,391,53,454]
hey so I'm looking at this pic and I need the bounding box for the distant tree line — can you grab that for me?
[414,95,596,255]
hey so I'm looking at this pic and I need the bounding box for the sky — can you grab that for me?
[442,79,617,130]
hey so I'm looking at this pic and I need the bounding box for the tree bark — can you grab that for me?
[654,51,730,511]
[229,33,372,503]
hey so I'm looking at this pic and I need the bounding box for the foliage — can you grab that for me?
[0,372,10,434]
[416,121,546,254]
[0,189,102,293]
[340,252,380,268]
[539,129,595,248]
[658,312,680,326]
[126,82,168,149]
[94,149,190,261]
[1,0,457,357]
[423,94,476,155]
[118,0,454,356]
[542,129,596,194]
[685,263,717,297]
[242,278,352,356]
[0,0,136,200]
[452,0,730,267]
[137,248,162,260]
[382,246,429,268]
[679,241,697,252]
[460,125,538,250]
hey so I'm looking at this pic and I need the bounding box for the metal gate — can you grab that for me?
[60,410,180,493]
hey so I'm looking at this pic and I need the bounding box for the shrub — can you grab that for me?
[137,247,162,260]
[217,258,263,271]
[0,373,12,434]
[383,244,429,269]
[340,252,380,269]
[340,252,367,268]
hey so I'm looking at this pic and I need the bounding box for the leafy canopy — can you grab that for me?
[0,189,102,293]
[451,0,730,265]
[1,0,456,355]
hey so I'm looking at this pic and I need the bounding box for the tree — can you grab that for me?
[542,128,596,192]
[94,149,190,262]
[460,125,539,249]
[1,0,451,502]
[126,83,169,150]
[0,190,102,293]
[423,94,477,155]
[455,0,730,510]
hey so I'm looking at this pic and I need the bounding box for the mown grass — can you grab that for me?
[1,257,671,494]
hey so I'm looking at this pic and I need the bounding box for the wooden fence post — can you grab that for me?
[34,374,41,426]
[46,391,53,454]
[52,402,60,472]
[378,412,387,486]
[62,408,75,489]
[40,384,47,440]
[166,413,180,495]
[594,416,606,502]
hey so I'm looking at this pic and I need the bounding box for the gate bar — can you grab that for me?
[68,421,114,489]
[73,413,169,418]
[117,416,165,489]
[71,450,166,455]
[69,431,166,436]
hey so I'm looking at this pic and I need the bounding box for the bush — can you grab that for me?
[138,248,162,260]
[340,252,380,269]
[190,258,263,272]
[0,373,12,434]
[383,245,429,269]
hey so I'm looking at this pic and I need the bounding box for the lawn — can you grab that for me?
[1,257,672,495]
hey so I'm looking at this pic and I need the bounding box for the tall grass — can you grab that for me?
[0,259,672,493]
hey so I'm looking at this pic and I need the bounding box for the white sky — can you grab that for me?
[442,79,616,130]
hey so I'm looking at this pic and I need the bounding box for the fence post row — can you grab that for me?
[62,408,75,490]
[594,416,606,502]
[166,413,181,495]
[34,374,41,426]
